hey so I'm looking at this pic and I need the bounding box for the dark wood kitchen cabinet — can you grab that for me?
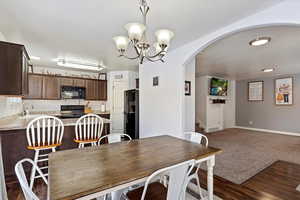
[42,76,60,99]
[86,80,107,101]
[0,41,29,96]
[86,79,97,100]
[24,74,43,99]
[60,77,74,86]
[73,78,86,87]
[25,73,107,100]
[98,80,107,100]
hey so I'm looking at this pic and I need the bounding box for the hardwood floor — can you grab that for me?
[198,160,300,200]
[243,161,300,200]
[7,160,300,200]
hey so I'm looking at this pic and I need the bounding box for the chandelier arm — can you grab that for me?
[145,56,165,63]
[147,50,167,59]
[119,54,140,60]
[133,44,142,56]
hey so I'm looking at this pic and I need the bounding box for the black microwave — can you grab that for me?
[61,86,86,99]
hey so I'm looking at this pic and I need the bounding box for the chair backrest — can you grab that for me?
[15,158,48,200]
[26,116,64,148]
[75,114,104,141]
[141,160,195,200]
[98,133,132,145]
[184,132,208,147]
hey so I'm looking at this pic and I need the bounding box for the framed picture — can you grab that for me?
[185,81,191,96]
[98,73,107,80]
[248,81,264,101]
[153,76,159,86]
[275,77,293,105]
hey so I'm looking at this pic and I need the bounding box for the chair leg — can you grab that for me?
[195,175,204,200]
[30,149,39,189]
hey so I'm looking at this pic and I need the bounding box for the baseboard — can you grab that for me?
[234,126,300,137]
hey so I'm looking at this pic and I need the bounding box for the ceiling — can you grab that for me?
[196,25,300,80]
[0,0,282,71]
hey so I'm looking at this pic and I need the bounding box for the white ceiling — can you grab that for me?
[196,25,300,80]
[0,0,281,71]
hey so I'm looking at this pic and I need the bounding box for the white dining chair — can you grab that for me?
[26,115,64,189]
[15,158,48,200]
[96,133,132,200]
[75,114,104,148]
[98,133,132,145]
[183,131,208,199]
[126,159,195,200]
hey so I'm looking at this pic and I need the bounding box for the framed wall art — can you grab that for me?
[275,77,293,105]
[248,81,264,101]
[185,81,191,96]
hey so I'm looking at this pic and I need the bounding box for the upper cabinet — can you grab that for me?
[25,73,107,101]
[86,79,107,101]
[24,74,43,99]
[0,41,29,96]
[43,76,60,99]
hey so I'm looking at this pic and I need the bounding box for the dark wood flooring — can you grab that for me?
[7,160,300,200]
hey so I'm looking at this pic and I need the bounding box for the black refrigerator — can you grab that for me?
[124,89,139,139]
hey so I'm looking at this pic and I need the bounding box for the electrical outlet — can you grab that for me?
[249,121,253,125]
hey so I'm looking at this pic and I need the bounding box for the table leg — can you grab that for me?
[207,155,215,200]
[111,189,125,200]
[0,136,8,200]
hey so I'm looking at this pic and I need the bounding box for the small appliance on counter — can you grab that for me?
[59,105,85,119]
[100,103,106,113]
[84,101,92,114]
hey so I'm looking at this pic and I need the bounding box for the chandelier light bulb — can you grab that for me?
[155,29,174,46]
[113,36,130,51]
[154,43,168,54]
[125,23,146,41]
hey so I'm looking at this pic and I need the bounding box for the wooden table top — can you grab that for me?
[49,135,222,200]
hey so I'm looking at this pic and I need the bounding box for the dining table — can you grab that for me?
[48,135,222,200]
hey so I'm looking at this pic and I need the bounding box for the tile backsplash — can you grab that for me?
[23,99,108,113]
[0,96,23,118]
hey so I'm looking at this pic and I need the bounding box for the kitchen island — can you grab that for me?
[0,114,110,200]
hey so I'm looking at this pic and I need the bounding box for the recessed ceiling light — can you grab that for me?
[30,56,41,60]
[249,37,271,46]
[262,68,274,73]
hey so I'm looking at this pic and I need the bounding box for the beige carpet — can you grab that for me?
[204,128,300,184]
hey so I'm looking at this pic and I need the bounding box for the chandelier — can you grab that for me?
[113,0,174,64]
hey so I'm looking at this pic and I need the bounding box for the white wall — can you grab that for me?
[0,32,6,41]
[195,76,208,129]
[139,0,300,138]
[195,76,235,132]
[139,55,185,139]
[108,70,138,133]
[184,59,195,132]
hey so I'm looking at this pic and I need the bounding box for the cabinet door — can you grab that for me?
[60,77,74,86]
[24,74,43,99]
[0,43,22,95]
[43,76,60,99]
[86,79,97,100]
[74,79,85,87]
[22,52,29,95]
[98,80,107,100]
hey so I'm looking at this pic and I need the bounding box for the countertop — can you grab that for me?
[0,113,110,131]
